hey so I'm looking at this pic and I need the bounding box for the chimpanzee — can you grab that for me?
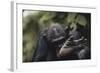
[59,23,91,60]
[32,23,90,62]
[32,23,66,61]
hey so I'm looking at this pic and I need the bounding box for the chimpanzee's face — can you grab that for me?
[45,23,69,57]
[46,23,66,41]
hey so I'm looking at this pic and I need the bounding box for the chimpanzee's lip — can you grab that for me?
[51,36,65,42]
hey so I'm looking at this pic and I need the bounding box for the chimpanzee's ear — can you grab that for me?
[42,28,48,40]
[42,34,46,39]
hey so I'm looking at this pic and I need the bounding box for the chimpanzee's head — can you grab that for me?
[45,23,66,48]
[41,23,72,58]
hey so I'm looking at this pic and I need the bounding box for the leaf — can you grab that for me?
[76,15,87,26]
[67,13,77,23]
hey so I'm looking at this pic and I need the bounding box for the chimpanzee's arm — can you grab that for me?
[33,36,48,62]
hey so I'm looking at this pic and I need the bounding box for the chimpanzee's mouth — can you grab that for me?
[51,36,65,45]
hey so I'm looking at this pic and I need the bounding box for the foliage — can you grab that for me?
[22,10,91,62]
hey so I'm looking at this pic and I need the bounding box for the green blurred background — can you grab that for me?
[22,10,91,62]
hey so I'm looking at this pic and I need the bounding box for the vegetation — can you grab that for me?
[22,10,91,62]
